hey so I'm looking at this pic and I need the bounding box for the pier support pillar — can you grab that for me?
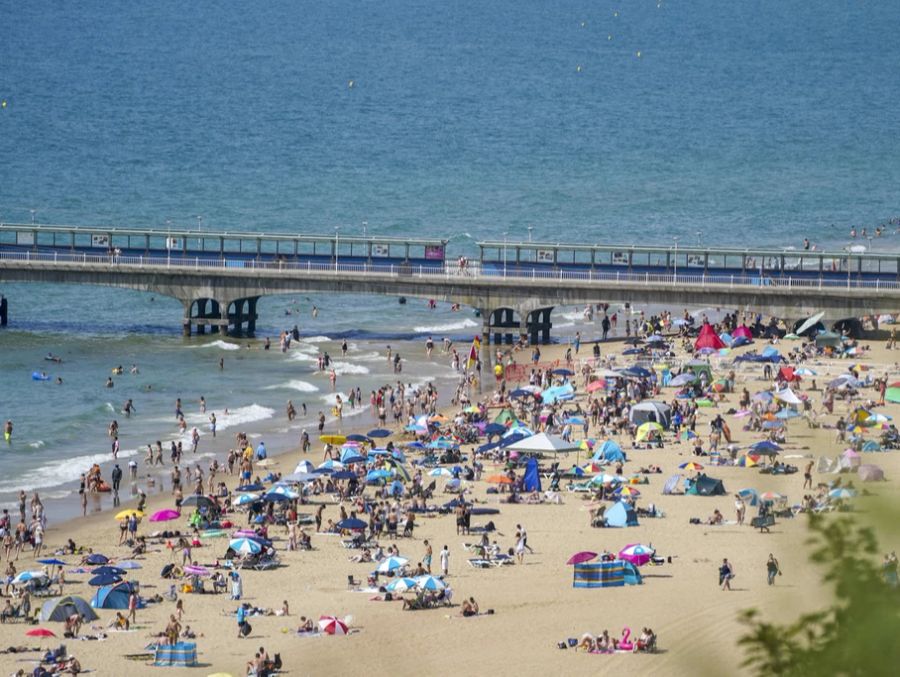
[0,295,7,327]
[526,307,554,345]
[182,300,192,336]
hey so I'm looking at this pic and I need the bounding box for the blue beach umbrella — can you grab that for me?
[116,561,142,570]
[376,556,409,573]
[366,469,392,482]
[385,577,417,593]
[336,518,367,531]
[234,493,261,506]
[367,429,392,438]
[89,573,123,586]
[415,575,446,591]
[331,470,356,480]
[229,538,263,555]
[12,571,47,585]
[37,558,67,566]
[92,566,126,577]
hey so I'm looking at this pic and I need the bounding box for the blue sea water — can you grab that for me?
[1,0,900,513]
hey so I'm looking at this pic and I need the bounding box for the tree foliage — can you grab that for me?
[739,513,900,676]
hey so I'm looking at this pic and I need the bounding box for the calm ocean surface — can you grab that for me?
[2,0,900,514]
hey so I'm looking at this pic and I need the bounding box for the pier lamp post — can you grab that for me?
[166,219,172,265]
[197,215,202,232]
[335,226,340,272]
[503,231,509,278]
[672,236,680,282]
[695,230,702,247]
[30,209,36,225]
[528,225,533,243]
[362,220,368,238]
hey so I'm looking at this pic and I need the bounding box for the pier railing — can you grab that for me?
[1,250,897,292]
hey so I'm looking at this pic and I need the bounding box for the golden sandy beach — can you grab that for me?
[2,329,899,677]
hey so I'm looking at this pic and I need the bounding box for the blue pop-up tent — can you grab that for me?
[593,440,626,463]
[605,501,639,527]
[91,581,143,610]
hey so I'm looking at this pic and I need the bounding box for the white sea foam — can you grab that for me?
[191,340,240,351]
[288,354,317,365]
[331,361,370,375]
[413,318,478,333]
[263,380,319,394]
[353,351,383,362]
[27,440,45,449]
[555,322,576,329]
[0,447,140,494]
[186,404,275,432]
[321,392,350,406]
[304,336,331,343]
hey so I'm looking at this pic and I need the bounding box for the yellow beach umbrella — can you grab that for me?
[635,421,663,442]
[320,434,347,445]
[114,509,143,520]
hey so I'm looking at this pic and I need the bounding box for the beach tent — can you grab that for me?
[40,596,98,623]
[605,501,639,527]
[732,336,752,348]
[695,324,726,351]
[91,581,143,610]
[858,464,885,482]
[733,325,753,339]
[493,408,519,426]
[839,449,861,471]
[862,440,883,452]
[685,360,714,382]
[719,332,733,347]
[506,432,580,455]
[689,475,726,496]
[629,401,672,429]
[153,642,198,667]
[572,560,641,588]
[737,488,758,506]
[522,457,541,492]
[593,440,626,463]
[778,366,800,382]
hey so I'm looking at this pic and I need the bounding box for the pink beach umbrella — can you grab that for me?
[566,551,598,565]
[149,509,180,522]
[618,544,655,567]
[318,616,349,635]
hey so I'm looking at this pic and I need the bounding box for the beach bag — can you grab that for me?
[240,621,252,637]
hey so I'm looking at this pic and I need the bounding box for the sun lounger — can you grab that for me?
[567,482,593,493]
[467,558,492,568]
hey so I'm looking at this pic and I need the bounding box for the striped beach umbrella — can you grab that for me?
[618,543,655,566]
[376,556,409,573]
[229,537,263,555]
[415,575,446,591]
